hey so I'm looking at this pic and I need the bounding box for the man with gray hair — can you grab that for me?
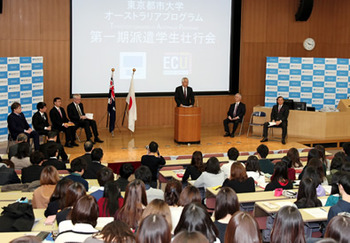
[8,133,28,159]
[223,93,246,137]
[174,77,195,107]
[67,94,103,144]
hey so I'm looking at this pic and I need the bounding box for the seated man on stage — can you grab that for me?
[67,94,103,144]
[261,96,289,144]
[49,97,78,148]
[174,77,195,107]
[223,93,246,137]
[32,102,51,136]
[7,102,40,151]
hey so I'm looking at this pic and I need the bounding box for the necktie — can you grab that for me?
[184,88,187,99]
[42,114,46,120]
[57,108,62,118]
[76,104,83,116]
[278,106,281,113]
[233,103,238,117]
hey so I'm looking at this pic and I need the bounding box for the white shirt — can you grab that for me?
[194,171,225,188]
[246,171,266,186]
[221,160,245,179]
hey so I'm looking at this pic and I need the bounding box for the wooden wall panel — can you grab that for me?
[241,0,267,43]
[0,0,11,40]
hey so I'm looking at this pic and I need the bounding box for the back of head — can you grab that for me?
[71,195,98,228]
[91,148,103,161]
[103,181,122,216]
[120,163,134,179]
[164,179,182,206]
[16,142,30,159]
[330,171,342,195]
[281,156,292,168]
[191,151,204,171]
[343,142,350,156]
[36,102,46,111]
[95,220,135,243]
[206,157,220,174]
[224,211,262,243]
[50,178,74,207]
[334,151,346,161]
[303,166,322,186]
[47,131,57,140]
[230,163,248,182]
[271,206,305,243]
[287,148,302,168]
[135,165,152,185]
[325,215,350,243]
[148,141,158,153]
[70,157,87,173]
[272,162,288,182]
[308,158,325,180]
[10,236,41,243]
[141,199,172,230]
[97,167,114,186]
[330,157,344,171]
[296,177,320,208]
[47,143,58,158]
[257,144,269,158]
[30,151,44,165]
[16,133,27,143]
[307,149,320,163]
[84,141,94,152]
[40,165,59,185]
[214,187,239,221]
[245,155,260,173]
[173,231,209,243]
[64,182,87,207]
[227,147,239,161]
[178,185,202,206]
[341,162,350,173]
[137,214,171,243]
[339,173,350,195]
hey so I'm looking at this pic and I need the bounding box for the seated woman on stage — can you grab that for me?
[194,157,225,189]
[264,162,293,191]
[245,155,265,186]
[182,151,205,183]
[294,177,322,209]
[223,163,255,193]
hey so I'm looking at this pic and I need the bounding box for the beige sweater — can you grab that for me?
[32,184,56,209]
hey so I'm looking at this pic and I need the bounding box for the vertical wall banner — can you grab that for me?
[265,57,349,110]
[0,56,44,142]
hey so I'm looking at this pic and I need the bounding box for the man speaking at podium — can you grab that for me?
[175,77,195,107]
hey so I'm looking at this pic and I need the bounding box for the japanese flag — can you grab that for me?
[126,72,137,132]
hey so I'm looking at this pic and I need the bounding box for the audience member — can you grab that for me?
[265,161,293,191]
[41,143,66,170]
[172,231,209,243]
[136,214,171,243]
[182,151,204,183]
[281,155,296,181]
[245,155,265,186]
[327,156,344,183]
[76,141,94,164]
[178,185,202,206]
[115,163,134,191]
[164,179,183,232]
[294,177,322,209]
[328,173,350,223]
[287,147,303,168]
[56,195,99,243]
[257,144,274,174]
[32,165,60,209]
[141,141,166,188]
[223,163,255,193]
[135,165,164,203]
[63,157,89,191]
[83,148,105,179]
[343,142,350,162]
[8,133,28,160]
[325,171,342,207]
[270,206,305,243]
[90,167,114,201]
[324,214,350,243]
[32,101,52,136]
[221,147,241,179]
[299,149,321,180]
[114,179,147,230]
[214,187,239,243]
[97,181,123,217]
[302,166,326,197]
[194,157,225,188]
[21,151,44,183]
[224,211,262,243]
[11,142,31,170]
[0,160,20,185]
[315,144,329,170]
[39,131,68,161]
[141,199,172,230]
[10,236,41,243]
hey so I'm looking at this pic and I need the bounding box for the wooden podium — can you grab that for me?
[174,107,201,144]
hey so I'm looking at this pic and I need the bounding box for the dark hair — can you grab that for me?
[70,157,87,172]
[47,131,57,139]
[30,151,44,165]
[120,163,134,179]
[191,151,204,172]
[172,231,209,243]
[303,166,322,186]
[206,157,220,174]
[102,181,122,216]
[135,165,152,184]
[224,211,262,243]
[343,142,350,156]
[308,158,325,180]
[91,220,135,243]
[341,162,350,173]
[271,162,288,182]
[2,160,14,168]
[174,202,219,243]
[325,215,350,243]
[315,145,327,168]
[287,148,303,168]
[97,167,114,186]
[71,195,98,227]
[334,151,346,161]
[227,147,239,161]
[257,144,269,158]
[230,163,248,182]
[330,172,342,195]
[271,206,305,243]
[281,156,292,168]
[115,179,148,229]
[64,182,87,208]
[307,149,320,164]
[36,102,46,110]
[84,141,94,152]
[295,177,322,208]
[53,97,61,103]
[91,148,103,161]
[164,179,182,206]
[178,185,202,206]
[214,187,239,221]
[339,173,350,195]
[15,142,30,159]
[16,133,27,142]
[148,141,158,153]
[11,102,21,111]
[245,155,262,175]
[330,157,344,171]
[137,214,171,243]
[47,143,58,157]
[50,178,74,209]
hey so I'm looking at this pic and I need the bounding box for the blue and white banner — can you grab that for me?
[265,57,349,110]
[0,56,44,142]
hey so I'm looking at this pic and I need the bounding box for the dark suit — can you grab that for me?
[7,112,40,150]
[174,86,195,107]
[83,161,105,179]
[76,153,92,165]
[39,140,68,162]
[49,106,76,144]
[67,102,99,141]
[32,111,50,135]
[42,158,66,170]
[262,104,290,140]
[223,102,246,135]
[0,165,21,185]
[21,165,43,183]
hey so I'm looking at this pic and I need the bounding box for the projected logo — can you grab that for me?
[163,53,192,75]
[120,53,146,79]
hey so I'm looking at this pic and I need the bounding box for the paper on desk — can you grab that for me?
[323,185,332,195]
[303,208,328,218]
[274,201,294,207]
[320,198,327,206]
[88,186,100,193]
[268,122,276,127]
[85,113,94,119]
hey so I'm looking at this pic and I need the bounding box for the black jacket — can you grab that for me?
[174,86,195,107]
